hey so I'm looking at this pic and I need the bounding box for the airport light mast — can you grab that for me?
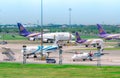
[41,0,43,58]
[69,8,72,28]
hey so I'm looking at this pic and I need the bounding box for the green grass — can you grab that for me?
[105,48,120,50]
[0,34,26,40]
[0,63,120,78]
[81,35,99,39]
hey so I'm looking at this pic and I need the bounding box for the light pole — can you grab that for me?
[69,8,72,28]
[97,43,101,66]
[23,45,27,64]
[59,45,63,65]
[41,0,43,58]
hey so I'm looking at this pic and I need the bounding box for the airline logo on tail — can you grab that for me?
[75,32,87,43]
[19,24,24,31]
[75,32,81,41]
[17,23,25,31]
[97,24,106,35]
[17,23,31,37]
[99,28,104,34]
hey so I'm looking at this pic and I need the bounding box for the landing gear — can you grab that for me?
[47,39,54,43]
[73,59,75,62]
[83,59,86,61]
[26,56,29,58]
[89,59,93,61]
[93,44,96,47]
[85,45,88,47]
[34,55,37,58]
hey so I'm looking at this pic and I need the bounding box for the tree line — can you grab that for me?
[0,24,120,36]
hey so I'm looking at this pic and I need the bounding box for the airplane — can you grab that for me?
[17,23,75,42]
[21,39,60,58]
[72,51,105,61]
[97,24,120,40]
[38,32,75,43]
[75,32,104,47]
[17,23,40,41]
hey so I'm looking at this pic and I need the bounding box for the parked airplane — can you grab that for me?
[75,32,104,47]
[17,23,40,41]
[21,39,59,58]
[17,23,75,42]
[38,32,75,43]
[97,24,120,40]
[72,51,105,61]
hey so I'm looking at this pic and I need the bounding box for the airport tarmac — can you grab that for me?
[0,42,120,66]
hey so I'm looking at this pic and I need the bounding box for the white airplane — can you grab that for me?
[21,39,59,58]
[75,32,104,47]
[40,32,75,43]
[97,24,120,40]
[17,23,75,43]
[72,51,105,61]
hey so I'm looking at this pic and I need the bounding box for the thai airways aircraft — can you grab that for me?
[97,24,120,40]
[17,23,75,42]
[17,23,40,41]
[38,32,75,43]
[21,39,59,58]
[75,32,103,47]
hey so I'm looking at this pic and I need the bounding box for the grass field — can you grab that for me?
[0,63,120,78]
[0,34,119,43]
[0,34,26,40]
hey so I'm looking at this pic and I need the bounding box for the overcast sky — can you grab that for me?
[0,0,120,25]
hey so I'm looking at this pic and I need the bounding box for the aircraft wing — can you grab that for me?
[42,46,58,53]
[27,33,40,37]
[93,52,109,58]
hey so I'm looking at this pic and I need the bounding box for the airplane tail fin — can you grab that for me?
[97,24,107,35]
[17,23,31,37]
[75,32,82,41]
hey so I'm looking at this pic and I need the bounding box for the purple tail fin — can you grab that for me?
[97,24,107,35]
[75,32,81,41]
[75,32,87,43]
[17,23,31,37]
